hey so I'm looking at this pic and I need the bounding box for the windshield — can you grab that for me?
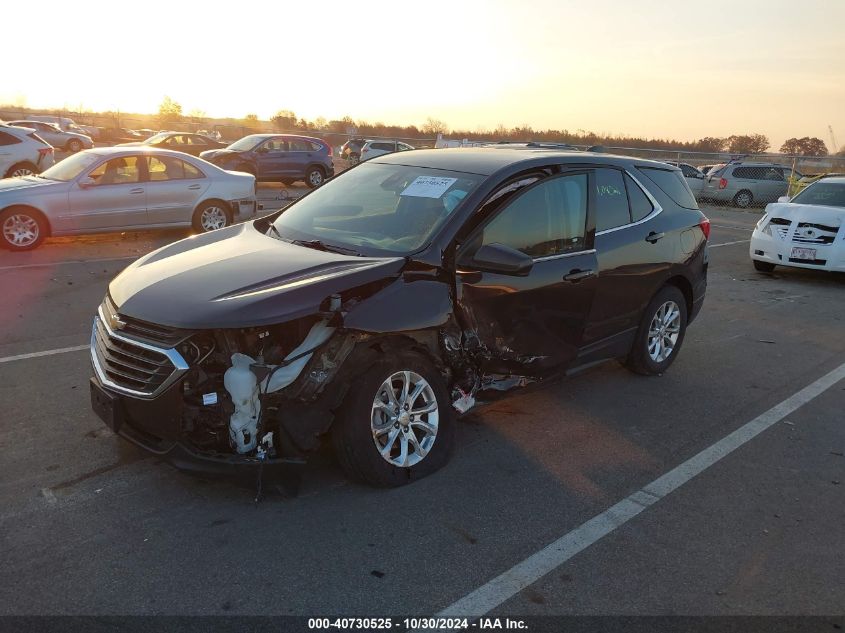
[39,152,101,181]
[226,135,264,151]
[143,133,171,145]
[271,163,484,255]
[790,182,845,208]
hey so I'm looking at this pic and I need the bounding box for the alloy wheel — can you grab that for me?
[2,214,39,247]
[371,370,439,467]
[647,300,681,363]
[200,206,227,231]
[10,167,33,178]
[308,170,323,186]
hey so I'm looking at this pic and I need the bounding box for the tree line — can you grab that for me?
[151,97,843,157]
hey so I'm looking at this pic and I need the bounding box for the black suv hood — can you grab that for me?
[199,148,239,161]
[109,222,404,329]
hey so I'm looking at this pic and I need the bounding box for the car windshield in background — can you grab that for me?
[790,182,845,208]
[38,152,101,181]
[227,135,263,151]
[271,163,484,255]
[143,133,171,144]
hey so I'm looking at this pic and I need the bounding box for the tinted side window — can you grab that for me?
[288,139,311,151]
[595,168,630,232]
[308,141,324,151]
[0,131,21,146]
[638,167,698,210]
[482,173,588,257]
[625,174,654,222]
[373,143,393,151]
[147,156,204,180]
[763,168,784,181]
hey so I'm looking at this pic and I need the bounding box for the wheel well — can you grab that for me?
[306,163,326,175]
[664,275,693,316]
[1,205,51,236]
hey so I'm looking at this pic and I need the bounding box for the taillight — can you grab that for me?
[362,148,369,153]
[38,148,52,157]
[699,217,711,240]
[718,178,727,190]
[326,144,333,157]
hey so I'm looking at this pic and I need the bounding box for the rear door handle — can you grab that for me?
[564,268,595,283]
[129,187,144,194]
[645,231,665,243]
[187,184,201,190]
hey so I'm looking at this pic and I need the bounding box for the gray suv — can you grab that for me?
[701,162,799,208]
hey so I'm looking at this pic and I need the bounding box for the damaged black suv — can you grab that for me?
[90,148,709,487]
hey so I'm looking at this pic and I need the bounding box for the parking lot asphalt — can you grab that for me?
[0,203,843,617]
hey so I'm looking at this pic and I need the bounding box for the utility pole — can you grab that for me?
[829,125,838,152]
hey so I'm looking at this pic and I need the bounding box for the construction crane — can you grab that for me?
[829,125,838,152]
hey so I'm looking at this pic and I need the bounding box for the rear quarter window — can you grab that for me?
[637,167,699,210]
[0,131,21,146]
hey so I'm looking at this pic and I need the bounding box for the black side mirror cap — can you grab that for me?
[460,243,534,276]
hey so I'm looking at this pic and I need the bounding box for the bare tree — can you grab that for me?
[421,117,449,136]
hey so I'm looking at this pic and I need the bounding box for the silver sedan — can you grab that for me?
[0,147,257,251]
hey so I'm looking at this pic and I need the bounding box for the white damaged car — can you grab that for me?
[750,176,845,273]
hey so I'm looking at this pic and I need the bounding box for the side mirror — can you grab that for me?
[78,177,96,188]
[777,196,790,203]
[460,243,534,276]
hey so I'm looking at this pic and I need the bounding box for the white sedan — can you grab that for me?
[0,147,257,251]
[750,176,845,272]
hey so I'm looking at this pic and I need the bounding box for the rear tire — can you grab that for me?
[349,153,360,165]
[192,201,232,233]
[332,350,454,487]
[733,190,753,208]
[305,166,325,188]
[0,207,47,251]
[4,162,38,178]
[753,260,776,272]
[625,285,688,376]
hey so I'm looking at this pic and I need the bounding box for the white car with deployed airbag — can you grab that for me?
[749,176,845,272]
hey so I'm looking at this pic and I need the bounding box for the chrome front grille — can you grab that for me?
[91,302,188,398]
[102,295,192,347]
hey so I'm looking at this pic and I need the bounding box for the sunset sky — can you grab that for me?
[3,0,843,149]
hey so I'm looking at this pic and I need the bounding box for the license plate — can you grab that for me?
[90,378,121,432]
[790,247,816,260]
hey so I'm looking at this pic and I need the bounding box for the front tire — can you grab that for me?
[349,153,360,165]
[753,260,776,272]
[332,350,455,487]
[625,285,688,376]
[192,201,232,233]
[1,207,47,251]
[733,190,753,208]
[66,139,83,153]
[305,166,325,188]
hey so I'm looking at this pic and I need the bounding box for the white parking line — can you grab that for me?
[709,239,750,248]
[710,224,754,231]
[0,256,137,272]
[436,360,845,619]
[0,344,88,364]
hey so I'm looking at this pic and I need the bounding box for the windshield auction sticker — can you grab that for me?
[400,176,458,198]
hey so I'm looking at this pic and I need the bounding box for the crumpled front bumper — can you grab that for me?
[89,375,305,490]
[750,228,845,272]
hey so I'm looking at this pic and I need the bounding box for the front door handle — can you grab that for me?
[129,187,144,194]
[187,184,201,190]
[645,231,665,243]
[564,268,595,283]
